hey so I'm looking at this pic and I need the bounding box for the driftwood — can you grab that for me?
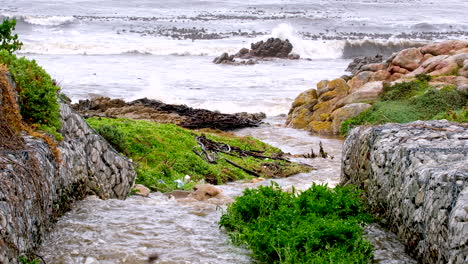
[302,141,334,159]
[193,134,289,177]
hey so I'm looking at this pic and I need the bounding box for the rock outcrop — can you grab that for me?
[341,120,468,264]
[0,73,136,263]
[213,38,299,65]
[287,40,468,135]
[73,96,265,131]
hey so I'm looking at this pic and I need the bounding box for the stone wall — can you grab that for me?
[341,120,468,263]
[0,73,136,263]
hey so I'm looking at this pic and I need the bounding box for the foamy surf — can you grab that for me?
[18,23,426,59]
[1,14,76,26]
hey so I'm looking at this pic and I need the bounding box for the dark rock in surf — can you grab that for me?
[213,37,299,65]
[247,38,293,58]
[213,52,235,64]
[346,55,383,75]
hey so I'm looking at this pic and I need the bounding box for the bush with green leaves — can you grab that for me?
[219,183,373,264]
[0,18,23,53]
[340,80,467,135]
[93,123,127,153]
[0,50,61,139]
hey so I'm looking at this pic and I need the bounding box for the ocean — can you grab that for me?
[2,0,467,116]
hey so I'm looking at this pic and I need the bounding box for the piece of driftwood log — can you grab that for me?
[193,134,289,176]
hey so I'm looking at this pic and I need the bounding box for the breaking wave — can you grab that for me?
[1,14,76,26]
[17,23,426,59]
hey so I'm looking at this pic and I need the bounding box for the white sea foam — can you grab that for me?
[23,15,75,26]
[19,41,242,56]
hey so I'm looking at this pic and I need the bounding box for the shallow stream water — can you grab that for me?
[39,117,416,264]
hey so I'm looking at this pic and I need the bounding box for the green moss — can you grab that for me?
[340,80,467,136]
[87,118,310,192]
[0,50,61,139]
[219,183,373,264]
[432,109,468,122]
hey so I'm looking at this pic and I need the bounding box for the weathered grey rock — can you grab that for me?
[0,74,136,263]
[341,120,468,264]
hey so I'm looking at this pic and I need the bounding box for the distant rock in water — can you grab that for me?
[213,37,299,65]
[73,97,265,130]
[345,55,384,75]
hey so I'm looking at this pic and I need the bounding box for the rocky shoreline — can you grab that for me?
[287,40,468,135]
[72,96,265,131]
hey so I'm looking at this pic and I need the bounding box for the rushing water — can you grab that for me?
[38,117,416,263]
[38,118,346,264]
[4,0,467,262]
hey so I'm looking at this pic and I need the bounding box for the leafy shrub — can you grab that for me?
[415,73,432,82]
[432,109,468,123]
[380,80,428,101]
[93,124,127,153]
[0,50,61,139]
[340,80,467,136]
[0,18,23,53]
[340,101,421,135]
[219,183,373,264]
[409,86,466,118]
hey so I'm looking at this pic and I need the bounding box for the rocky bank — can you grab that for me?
[287,40,468,135]
[341,120,468,263]
[0,72,136,263]
[73,96,265,131]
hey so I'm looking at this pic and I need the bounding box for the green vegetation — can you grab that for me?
[0,18,23,53]
[341,79,467,135]
[219,183,373,264]
[87,118,310,192]
[0,51,62,140]
[18,256,40,264]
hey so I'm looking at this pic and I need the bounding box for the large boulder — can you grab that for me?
[392,48,423,71]
[330,103,371,134]
[348,71,373,91]
[341,121,468,264]
[335,81,384,107]
[286,78,350,134]
[421,40,468,56]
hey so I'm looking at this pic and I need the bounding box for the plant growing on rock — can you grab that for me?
[0,50,62,140]
[340,80,468,136]
[0,18,23,53]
